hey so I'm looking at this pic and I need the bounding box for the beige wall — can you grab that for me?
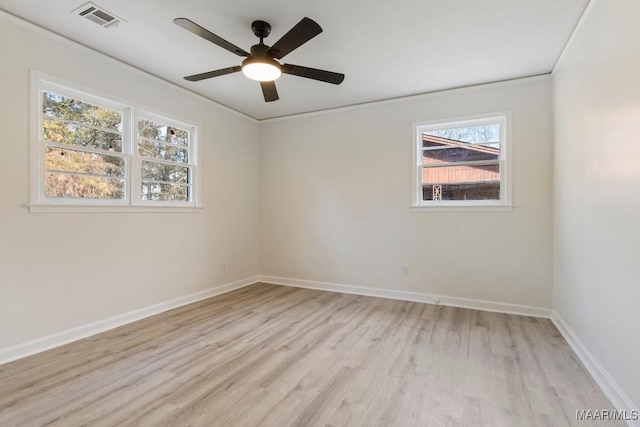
[260,77,554,308]
[0,15,260,349]
[553,0,640,409]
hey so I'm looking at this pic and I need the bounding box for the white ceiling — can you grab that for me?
[0,0,589,120]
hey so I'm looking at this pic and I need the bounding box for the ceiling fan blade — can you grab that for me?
[174,18,250,57]
[267,17,322,60]
[260,81,279,102]
[282,64,345,85]
[184,66,242,82]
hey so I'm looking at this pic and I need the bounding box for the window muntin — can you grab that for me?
[414,115,509,206]
[33,78,198,209]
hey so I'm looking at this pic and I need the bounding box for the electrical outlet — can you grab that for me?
[222,262,227,272]
[402,266,409,276]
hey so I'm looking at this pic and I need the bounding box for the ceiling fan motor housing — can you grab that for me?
[249,43,271,58]
[243,43,281,68]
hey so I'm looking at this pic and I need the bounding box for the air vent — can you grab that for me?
[72,2,125,28]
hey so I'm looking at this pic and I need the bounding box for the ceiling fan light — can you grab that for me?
[242,60,282,82]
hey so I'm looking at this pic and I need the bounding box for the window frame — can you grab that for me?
[29,71,201,213]
[411,112,512,211]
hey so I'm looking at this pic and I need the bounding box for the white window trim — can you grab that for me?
[411,112,513,212]
[29,71,201,213]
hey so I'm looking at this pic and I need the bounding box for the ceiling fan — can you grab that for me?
[173,17,345,102]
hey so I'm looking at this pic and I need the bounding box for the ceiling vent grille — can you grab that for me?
[73,2,124,28]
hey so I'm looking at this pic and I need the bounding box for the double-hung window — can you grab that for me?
[31,75,199,211]
[413,114,510,209]
[137,115,194,203]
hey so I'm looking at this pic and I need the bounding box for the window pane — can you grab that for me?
[417,117,506,205]
[423,182,500,201]
[45,147,125,177]
[141,182,189,201]
[138,139,188,163]
[422,164,499,185]
[42,91,122,132]
[138,118,189,146]
[423,146,498,164]
[42,119,123,151]
[45,173,124,199]
[141,161,189,184]
[423,123,500,146]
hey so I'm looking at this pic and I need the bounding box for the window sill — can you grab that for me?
[26,204,203,214]
[410,204,513,213]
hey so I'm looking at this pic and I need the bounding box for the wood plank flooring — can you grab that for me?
[0,283,620,426]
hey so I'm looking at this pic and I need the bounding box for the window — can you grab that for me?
[413,114,510,209]
[137,115,194,203]
[31,75,199,211]
[40,88,128,202]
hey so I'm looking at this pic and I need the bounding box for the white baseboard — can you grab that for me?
[551,312,640,427]
[0,276,259,366]
[259,275,551,318]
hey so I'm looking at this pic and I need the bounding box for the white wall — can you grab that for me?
[260,77,554,308]
[553,0,640,410]
[0,14,260,350]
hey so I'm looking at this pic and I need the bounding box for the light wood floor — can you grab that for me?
[0,283,620,427]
